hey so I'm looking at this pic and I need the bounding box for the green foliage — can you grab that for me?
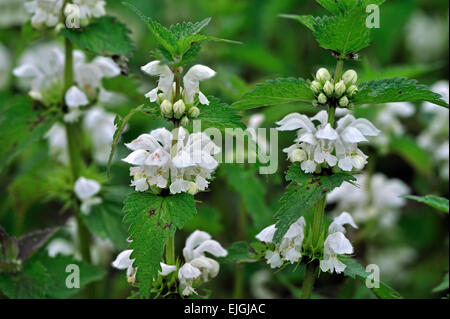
[342,257,402,299]
[60,17,135,58]
[217,242,255,264]
[232,78,314,110]
[82,187,130,250]
[0,95,58,173]
[404,195,449,213]
[354,78,449,107]
[219,164,272,229]
[187,96,245,132]
[123,192,196,298]
[433,273,449,293]
[0,260,49,298]
[184,206,223,236]
[273,165,355,242]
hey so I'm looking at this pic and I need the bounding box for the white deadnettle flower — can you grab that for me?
[111,249,176,283]
[328,212,358,234]
[69,0,106,20]
[178,230,227,296]
[141,60,215,105]
[123,127,220,194]
[277,111,379,173]
[74,177,102,215]
[255,217,306,268]
[0,43,11,89]
[45,123,69,164]
[24,0,63,29]
[319,232,353,274]
[418,81,449,179]
[328,173,410,227]
[0,0,29,27]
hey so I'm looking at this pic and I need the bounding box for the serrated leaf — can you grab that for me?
[169,18,211,39]
[0,95,58,173]
[216,242,255,264]
[219,164,272,228]
[82,187,130,250]
[316,0,385,15]
[175,34,240,57]
[123,192,196,298]
[60,16,135,57]
[187,96,245,132]
[354,78,449,107]
[17,227,58,263]
[273,165,355,242]
[389,135,433,177]
[233,78,314,110]
[342,257,402,299]
[404,195,449,213]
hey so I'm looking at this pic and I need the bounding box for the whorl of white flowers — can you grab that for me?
[256,212,357,274]
[141,60,216,126]
[24,0,106,29]
[122,127,221,195]
[277,110,380,173]
[256,216,306,268]
[111,230,227,296]
[311,68,358,107]
[74,177,102,215]
[13,44,121,122]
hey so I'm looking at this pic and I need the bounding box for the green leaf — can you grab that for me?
[273,165,355,242]
[36,253,105,298]
[0,261,49,299]
[432,273,449,293]
[60,16,135,58]
[82,187,131,250]
[342,257,402,299]
[216,242,255,264]
[389,135,433,177]
[175,34,240,57]
[123,192,196,298]
[187,96,245,132]
[184,205,223,236]
[232,78,314,110]
[219,164,272,228]
[0,95,58,173]
[404,195,449,213]
[279,14,317,31]
[313,6,371,56]
[17,227,59,263]
[354,78,449,108]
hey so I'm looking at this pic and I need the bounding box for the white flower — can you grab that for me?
[183,65,216,105]
[74,177,102,215]
[0,0,29,28]
[141,60,175,102]
[70,0,106,20]
[255,217,306,268]
[328,212,358,234]
[178,230,227,296]
[320,232,353,274]
[24,0,63,29]
[45,123,69,164]
[65,85,89,108]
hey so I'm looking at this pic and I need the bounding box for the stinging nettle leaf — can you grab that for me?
[273,165,355,242]
[354,77,449,108]
[123,192,196,298]
[279,14,318,31]
[404,195,449,213]
[232,77,315,110]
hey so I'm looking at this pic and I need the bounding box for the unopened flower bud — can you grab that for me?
[173,99,186,119]
[157,93,165,104]
[316,68,331,82]
[188,106,200,118]
[187,182,198,195]
[334,80,346,98]
[342,70,357,85]
[180,116,189,127]
[339,96,349,107]
[310,80,322,94]
[346,85,358,96]
[318,93,327,104]
[290,149,307,162]
[323,80,334,97]
[160,99,173,117]
[312,99,319,107]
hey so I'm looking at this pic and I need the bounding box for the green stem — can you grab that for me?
[334,59,344,84]
[233,199,247,298]
[327,106,336,126]
[310,197,326,245]
[301,261,318,299]
[166,235,175,266]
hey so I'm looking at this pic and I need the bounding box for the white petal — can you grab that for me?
[193,239,227,258]
[112,250,134,269]
[159,263,177,276]
[276,113,315,132]
[311,110,328,125]
[74,177,101,200]
[65,86,89,108]
[340,126,368,143]
[122,149,149,165]
[184,64,216,82]
[328,212,358,234]
[125,134,160,151]
[183,230,212,260]
[350,118,381,137]
[316,123,338,140]
[178,263,201,280]
[256,225,276,243]
[324,232,353,255]
[92,57,121,78]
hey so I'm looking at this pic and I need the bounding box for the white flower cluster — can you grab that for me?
[112,230,227,296]
[141,60,216,126]
[74,176,102,214]
[328,173,410,228]
[417,81,449,180]
[122,127,220,195]
[13,43,121,122]
[24,0,105,29]
[277,110,380,173]
[311,68,358,107]
[256,212,357,274]
[0,0,29,28]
